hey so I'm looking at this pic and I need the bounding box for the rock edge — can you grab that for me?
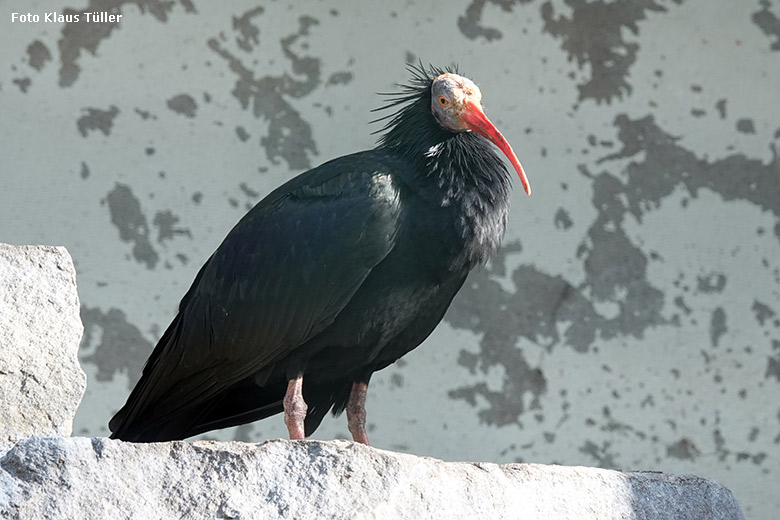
[0,437,744,520]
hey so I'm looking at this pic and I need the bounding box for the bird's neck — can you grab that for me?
[380,108,513,267]
[427,133,513,266]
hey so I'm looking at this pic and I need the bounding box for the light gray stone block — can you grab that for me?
[0,437,744,520]
[0,244,85,441]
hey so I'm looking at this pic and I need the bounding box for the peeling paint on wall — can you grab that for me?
[77,106,119,137]
[81,305,154,384]
[104,183,158,269]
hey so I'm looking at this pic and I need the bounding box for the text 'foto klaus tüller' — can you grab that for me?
[11,12,123,23]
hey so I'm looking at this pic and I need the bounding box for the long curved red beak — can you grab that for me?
[461,100,531,196]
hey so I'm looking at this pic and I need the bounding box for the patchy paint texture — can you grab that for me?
[541,0,671,103]
[0,1,778,518]
[77,106,119,137]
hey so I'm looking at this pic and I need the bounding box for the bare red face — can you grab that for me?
[431,73,531,196]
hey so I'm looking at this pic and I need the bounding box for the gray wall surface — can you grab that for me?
[1,0,778,518]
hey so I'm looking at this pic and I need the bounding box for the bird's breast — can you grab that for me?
[456,194,510,267]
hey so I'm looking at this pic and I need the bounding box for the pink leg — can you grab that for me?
[283,376,307,440]
[346,381,370,445]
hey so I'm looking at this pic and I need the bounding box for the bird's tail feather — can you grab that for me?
[109,377,288,442]
[108,311,290,442]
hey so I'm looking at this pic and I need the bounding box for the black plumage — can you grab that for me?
[109,64,529,443]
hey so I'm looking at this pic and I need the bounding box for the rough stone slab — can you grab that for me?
[0,244,85,441]
[0,437,744,520]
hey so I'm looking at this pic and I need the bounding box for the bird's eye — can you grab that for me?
[438,96,448,106]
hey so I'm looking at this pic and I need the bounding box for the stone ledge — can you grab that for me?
[0,437,744,520]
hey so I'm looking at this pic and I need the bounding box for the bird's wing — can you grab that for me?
[110,154,403,433]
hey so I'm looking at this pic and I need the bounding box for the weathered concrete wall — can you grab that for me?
[0,1,778,518]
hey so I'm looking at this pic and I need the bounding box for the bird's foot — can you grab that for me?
[347,381,370,445]
[283,376,308,440]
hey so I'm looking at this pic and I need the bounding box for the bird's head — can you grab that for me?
[374,64,531,195]
[430,72,530,195]
[430,73,484,132]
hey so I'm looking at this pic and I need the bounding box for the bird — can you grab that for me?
[108,63,531,444]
